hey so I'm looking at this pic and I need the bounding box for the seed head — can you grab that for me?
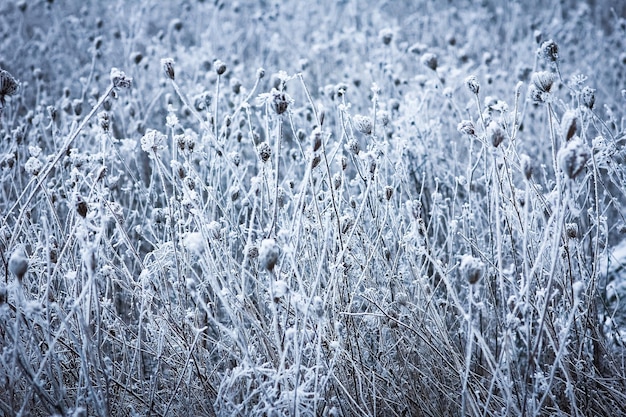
[354,114,373,135]
[531,71,555,93]
[0,68,19,106]
[110,67,132,89]
[465,75,480,95]
[257,141,272,162]
[539,39,558,63]
[565,222,579,239]
[560,109,577,141]
[379,28,394,46]
[557,136,590,179]
[214,60,227,76]
[520,154,533,180]
[9,245,29,282]
[270,89,291,115]
[457,120,476,137]
[580,86,595,110]
[24,157,42,176]
[460,255,484,285]
[486,120,505,147]
[421,53,438,71]
[161,58,175,80]
[259,238,280,272]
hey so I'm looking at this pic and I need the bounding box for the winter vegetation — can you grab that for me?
[1,0,626,415]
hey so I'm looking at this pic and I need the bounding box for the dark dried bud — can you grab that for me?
[161,58,175,80]
[385,186,394,201]
[214,60,227,76]
[560,110,577,141]
[421,53,438,71]
[565,222,578,239]
[271,89,290,115]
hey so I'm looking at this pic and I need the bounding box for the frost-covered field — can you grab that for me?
[1,0,626,415]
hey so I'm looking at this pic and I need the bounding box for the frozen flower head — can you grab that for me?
[9,245,29,282]
[520,154,533,180]
[457,120,476,137]
[110,68,132,89]
[257,141,272,162]
[538,39,558,63]
[460,254,484,285]
[580,86,595,110]
[259,238,280,272]
[558,136,590,179]
[560,109,578,141]
[214,59,227,76]
[465,75,480,95]
[379,28,394,45]
[487,121,505,147]
[354,114,373,135]
[24,156,42,176]
[421,53,438,71]
[0,68,19,108]
[161,58,175,80]
[141,129,166,154]
[529,71,555,103]
[531,71,555,93]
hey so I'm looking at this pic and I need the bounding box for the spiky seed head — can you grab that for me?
[257,142,272,162]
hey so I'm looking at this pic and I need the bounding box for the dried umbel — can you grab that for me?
[465,75,480,95]
[557,136,590,179]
